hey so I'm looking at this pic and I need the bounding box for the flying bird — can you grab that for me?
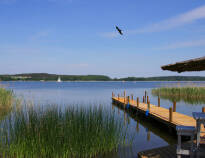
[116,26,123,35]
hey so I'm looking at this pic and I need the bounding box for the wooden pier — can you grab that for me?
[112,92,205,158]
[112,93,205,137]
[112,104,176,144]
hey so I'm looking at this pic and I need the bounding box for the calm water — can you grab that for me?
[1,81,205,158]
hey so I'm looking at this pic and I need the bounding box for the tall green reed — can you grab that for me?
[152,86,205,104]
[0,87,15,122]
[0,104,130,158]
[0,88,13,109]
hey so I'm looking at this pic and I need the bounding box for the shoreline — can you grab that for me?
[1,80,205,82]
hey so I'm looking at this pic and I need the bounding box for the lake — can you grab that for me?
[1,81,204,158]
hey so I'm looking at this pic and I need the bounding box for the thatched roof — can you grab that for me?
[161,56,205,73]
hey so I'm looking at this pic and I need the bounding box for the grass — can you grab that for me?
[0,87,14,121]
[152,86,205,104]
[0,87,13,109]
[0,104,130,158]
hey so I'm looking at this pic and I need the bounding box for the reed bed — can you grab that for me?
[0,88,13,109]
[152,87,205,104]
[0,88,14,121]
[0,104,129,158]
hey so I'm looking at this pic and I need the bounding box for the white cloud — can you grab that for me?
[100,32,119,38]
[102,5,205,38]
[134,5,205,33]
[157,39,205,50]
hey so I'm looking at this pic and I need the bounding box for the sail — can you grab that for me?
[57,77,61,82]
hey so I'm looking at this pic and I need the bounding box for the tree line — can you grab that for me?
[1,73,205,81]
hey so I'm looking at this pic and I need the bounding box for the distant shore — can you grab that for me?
[1,73,205,81]
[0,80,205,84]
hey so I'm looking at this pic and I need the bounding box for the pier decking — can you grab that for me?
[112,94,205,157]
[112,96,205,138]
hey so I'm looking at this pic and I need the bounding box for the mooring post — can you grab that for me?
[124,90,126,103]
[158,96,160,107]
[137,97,139,107]
[173,101,176,112]
[169,107,173,122]
[143,96,145,103]
[127,96,130,104]
[112,92,114,98]
[145,91,147,101]
[148,101,150,111]
[147,96,149,104]
[202,107,205,113]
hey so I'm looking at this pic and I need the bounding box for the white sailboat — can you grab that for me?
[57,76,61,82]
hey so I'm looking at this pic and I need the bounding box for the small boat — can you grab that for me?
[57,76,61,82]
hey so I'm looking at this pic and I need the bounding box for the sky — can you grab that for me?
[1,0,205,78]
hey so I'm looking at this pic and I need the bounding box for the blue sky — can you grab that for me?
[1,0,205,78]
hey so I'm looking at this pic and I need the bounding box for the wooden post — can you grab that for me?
[158,96,160,107]
[118,94,120,100]
[173,101,176,112]
[143,96,145,103]
[112,92,114,97]
[124,90,126,103]
[148,101,150,111]
[127,96,130,104]
[131,94,133,101]
[202,107,205,113]
[147,96,149,104]
[145,91,147,101]
[169,107,173,122]
[137,97,139,107]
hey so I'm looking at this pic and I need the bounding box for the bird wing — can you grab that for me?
[116,26,123,35]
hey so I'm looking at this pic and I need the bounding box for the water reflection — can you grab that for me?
[102,103,176,158]
[112,104,176,145]
[136,121,139,133]
[1,81,186,158]
[98,146,135,158]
